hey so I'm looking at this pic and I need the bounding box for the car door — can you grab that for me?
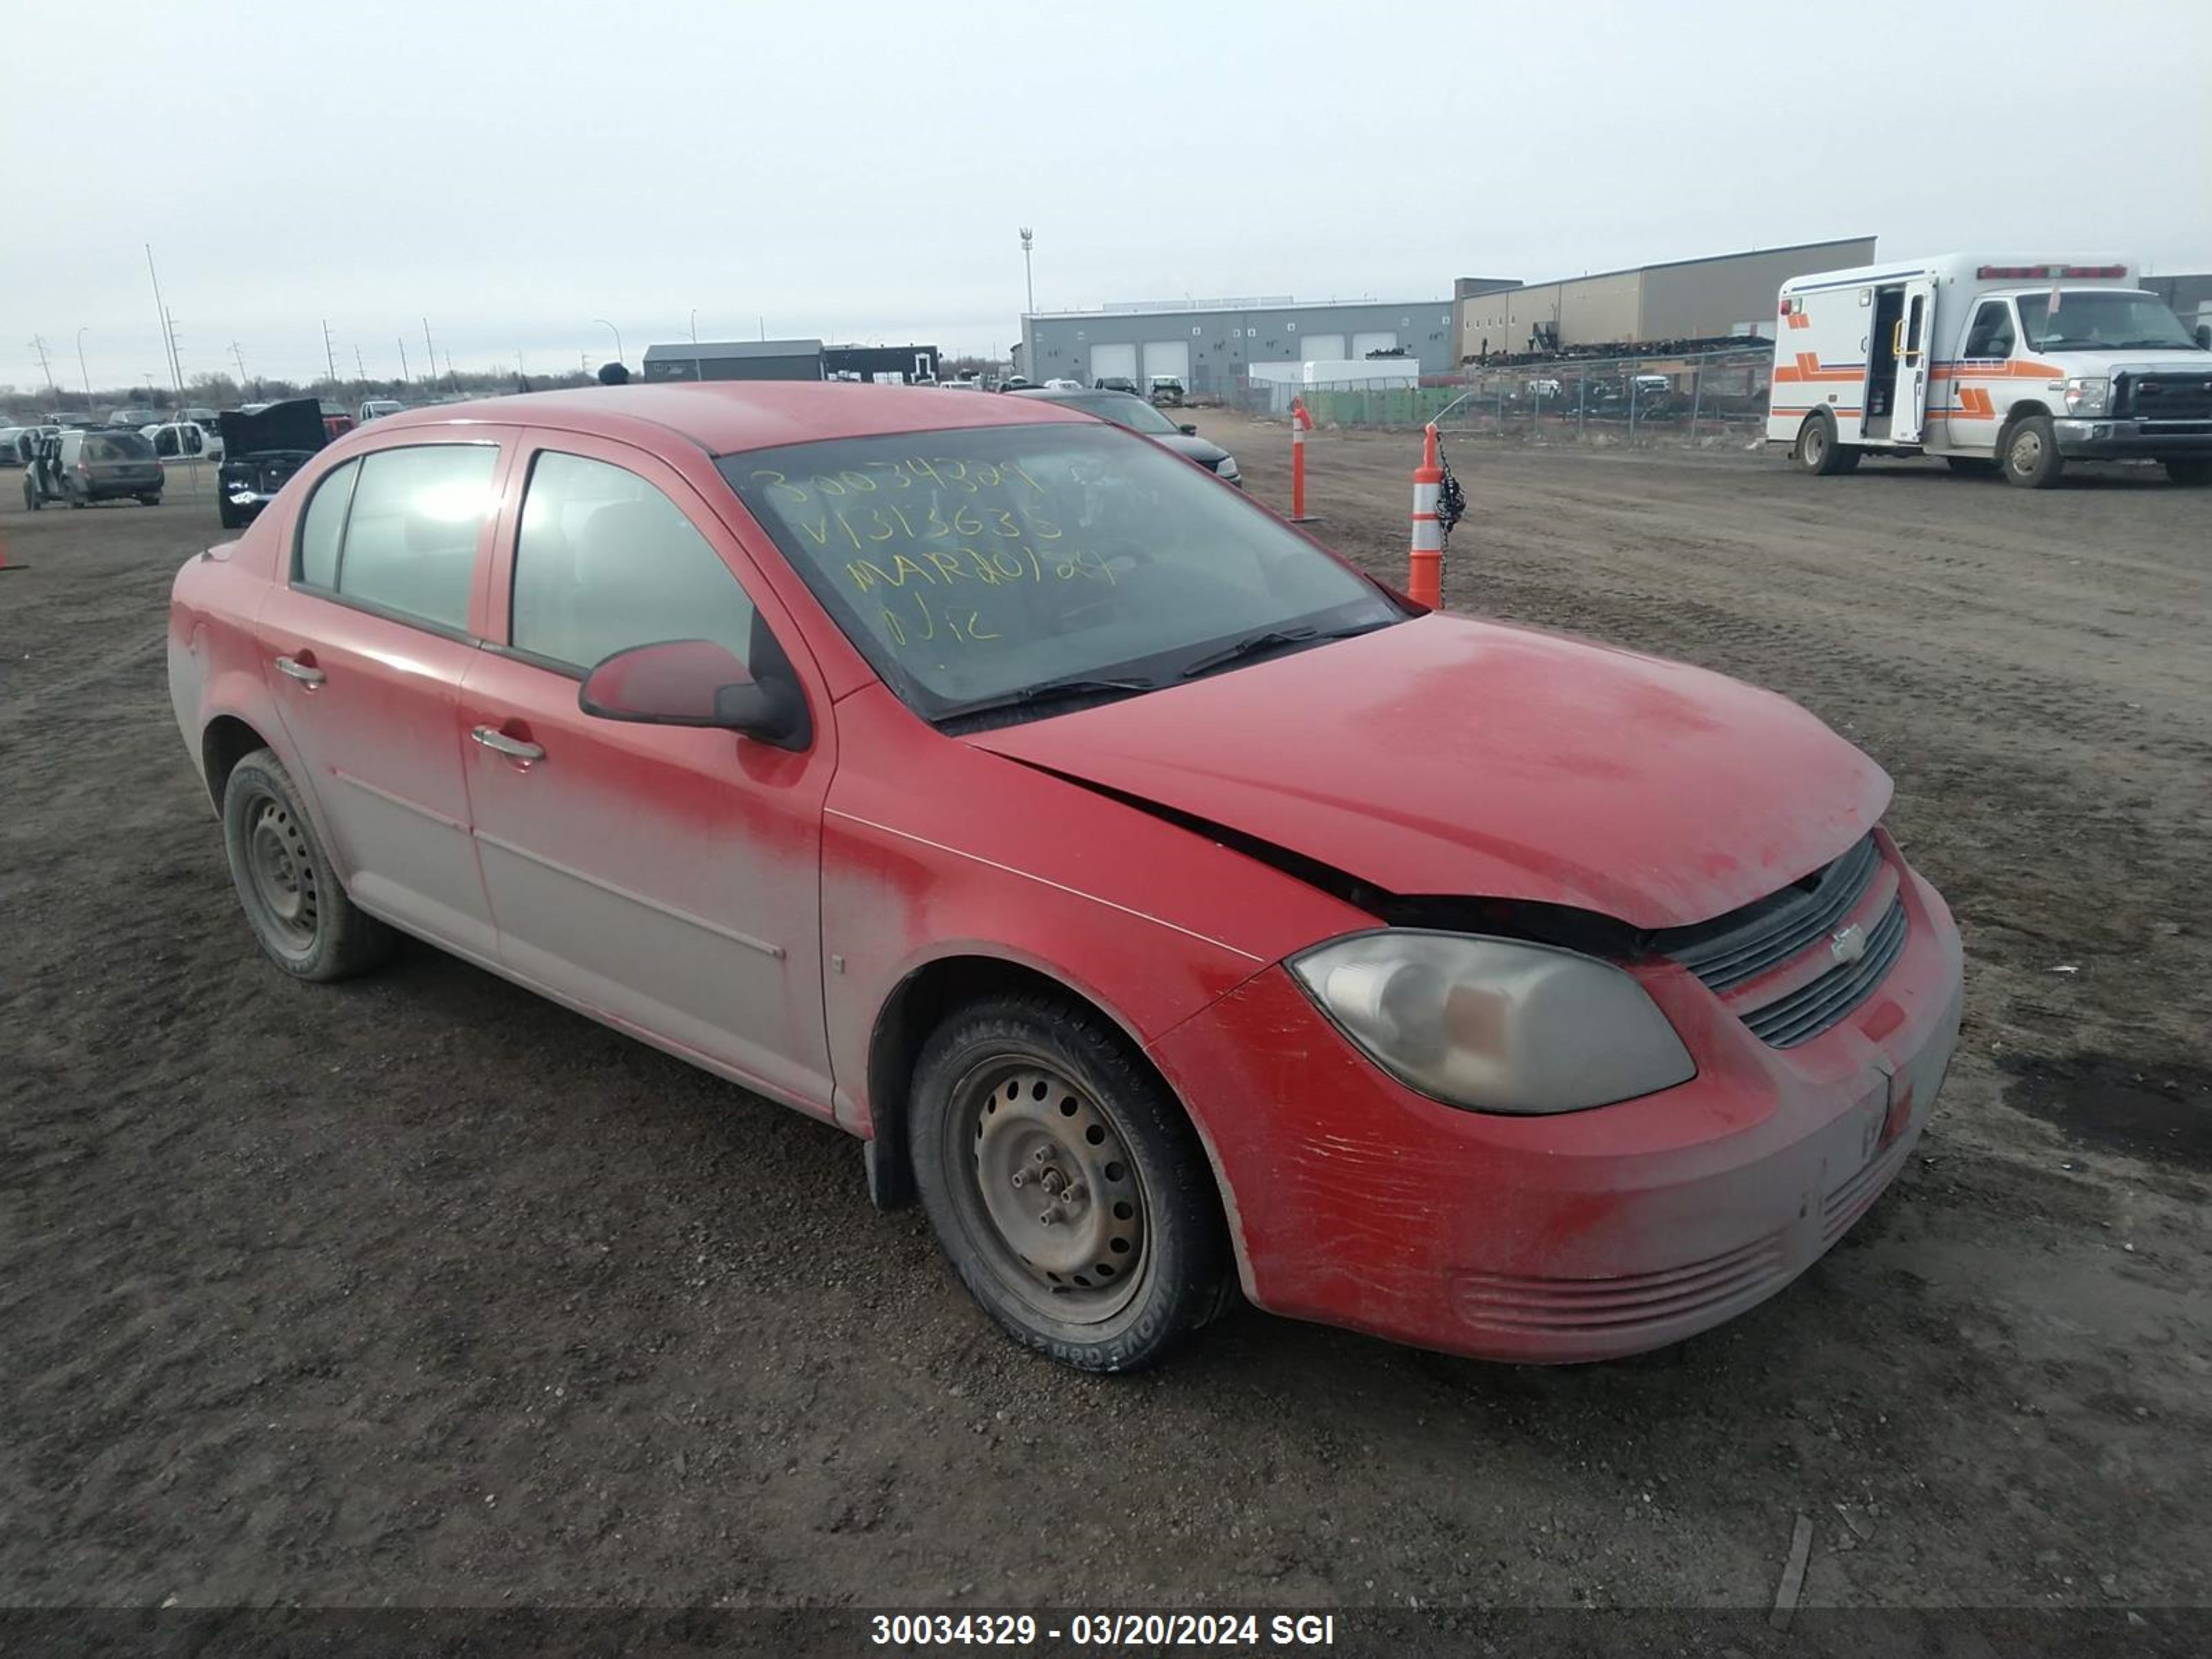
[254,431,517,959]
[456,433,836,1112]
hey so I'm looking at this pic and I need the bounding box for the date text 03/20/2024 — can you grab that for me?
[870,1612,1339,1648]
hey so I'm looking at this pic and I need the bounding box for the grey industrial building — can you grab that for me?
[1454,237,1879,361]
[644,339,827,382]
[1019,297,1460,395]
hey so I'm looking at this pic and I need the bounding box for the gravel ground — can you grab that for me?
[2,429,2208,1642]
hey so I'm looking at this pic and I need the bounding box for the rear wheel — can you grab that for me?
[218,498,243,529]
[1795,411,1859,475]
[2166,459,2212,487]
[137,492,162,506]
[909,992,1233,1371]
[220,749,397,982]
[2000,415,2064,488]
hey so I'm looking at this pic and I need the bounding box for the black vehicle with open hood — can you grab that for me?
[216,397,328,529]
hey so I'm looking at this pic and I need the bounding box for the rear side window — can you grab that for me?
[84,433,153,462]
[296,459,360,589]
[509,450,757,673]
[332,444,500,632]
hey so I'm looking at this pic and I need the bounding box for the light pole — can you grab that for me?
[594,318,624,364]
[689,308,697,344]
[1019,227,1035,316]
[75,328,93,415]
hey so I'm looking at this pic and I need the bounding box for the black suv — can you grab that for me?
[216,399,329,529]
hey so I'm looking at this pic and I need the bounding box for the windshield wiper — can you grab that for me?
[1177,618,1396,680]
[932,675,1161,726]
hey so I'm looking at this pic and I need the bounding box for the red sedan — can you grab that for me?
[167,384,1964,1371]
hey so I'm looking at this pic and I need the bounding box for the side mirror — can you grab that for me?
[579,638,811,750]
[1179,423,1198,435]
[2197,324,2211,350]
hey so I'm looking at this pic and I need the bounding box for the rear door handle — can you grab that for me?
[471,725,545,762]
[274,655,325,686]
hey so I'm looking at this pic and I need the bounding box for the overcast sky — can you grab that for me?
[6,0,2209,394]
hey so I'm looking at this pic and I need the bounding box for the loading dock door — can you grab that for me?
[1089,343,1138,385]
[1141,340,1191,386]
[1300,334,1346,362]
[1351,330,1398,358]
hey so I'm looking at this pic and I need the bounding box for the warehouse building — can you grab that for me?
[1020,296,1461,395]
[1454,237,1878,361]
[643,339,827,382]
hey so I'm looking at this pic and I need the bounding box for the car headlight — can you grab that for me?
[1288,931,1696,1114]
[1214,456,1239,478]
[2063,376,2112,416]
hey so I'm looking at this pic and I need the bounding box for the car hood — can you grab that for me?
[1154,431,1231,467]
[965,614,1889,930]
[218,397,328,458]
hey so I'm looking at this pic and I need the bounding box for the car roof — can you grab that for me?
[369,382,1091,456]
[1011,387,1139,404]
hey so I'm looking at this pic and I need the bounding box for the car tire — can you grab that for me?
[1795,411,1859,475]
[217,496,244,529]
[2165,459,2212,487]
[138,492,162,507]
[2000,414,2064,488]
[1945,456,2000,477]
[908,991,1234,1372]
[220,748,397,982]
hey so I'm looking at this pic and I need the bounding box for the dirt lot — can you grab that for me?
[3,428,2209,1638]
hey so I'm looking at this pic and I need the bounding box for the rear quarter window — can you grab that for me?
[294,459,361,589]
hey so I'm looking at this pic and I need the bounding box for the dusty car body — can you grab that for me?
[216,399,328,529]
[167,383,1963,1372]
[1013,386,1239,485]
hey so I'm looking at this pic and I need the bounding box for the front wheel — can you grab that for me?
[1795,411,1859,475]
[137,492,162,507]
[220,748,397,981]
[2001,415,2065,488]
[2166,459,2212,487]
[909,993,1233,1371]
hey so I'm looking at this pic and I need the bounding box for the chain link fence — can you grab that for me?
[1227,346,1774,450]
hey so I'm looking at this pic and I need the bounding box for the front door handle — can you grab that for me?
[274,655,325,686]
[471,725,545,763]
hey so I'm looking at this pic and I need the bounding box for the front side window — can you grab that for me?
[721,423,1398,722]
[511,450,757,673]
[332,444,500,632]
[1964,301,2016,359]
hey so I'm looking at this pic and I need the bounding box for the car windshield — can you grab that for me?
[85,433,154,461]
[1051,393,1180,435]
[2016,290,2201,352]
[721,423,1399,722]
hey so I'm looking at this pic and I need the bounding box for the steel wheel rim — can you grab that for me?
[950,1060,1149,1324]
[245,791,320,950]
[1805,424,1826,463]
[2011,428,2042,471]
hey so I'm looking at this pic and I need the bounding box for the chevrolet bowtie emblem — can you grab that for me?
[1830,924,1868,964]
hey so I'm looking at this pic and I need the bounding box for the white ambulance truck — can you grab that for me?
[1767,255,2212,488]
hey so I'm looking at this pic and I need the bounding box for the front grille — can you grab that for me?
[2118,372,2212,422]
[1658,834,1880,994]
[1453,1230,1789,1336]
[1743,897,1908,1048]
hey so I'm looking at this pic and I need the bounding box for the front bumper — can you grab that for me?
[1150,848,1965,1364]
[2054,418,2212,458]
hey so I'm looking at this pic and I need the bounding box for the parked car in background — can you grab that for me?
[180,405,221,427]
[144,420,225,463]
[216,398,328,529]
[1147,375,1185,406]
[105,404,162,429]
[1013,386,1240,485]
[21,427,162,508]
[997,376,1033,393]
[1093,375,1141,395]
[358,399,407,422]
[318,400,357,441]
[0,424,50,466]
[1042,377,1082,391]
